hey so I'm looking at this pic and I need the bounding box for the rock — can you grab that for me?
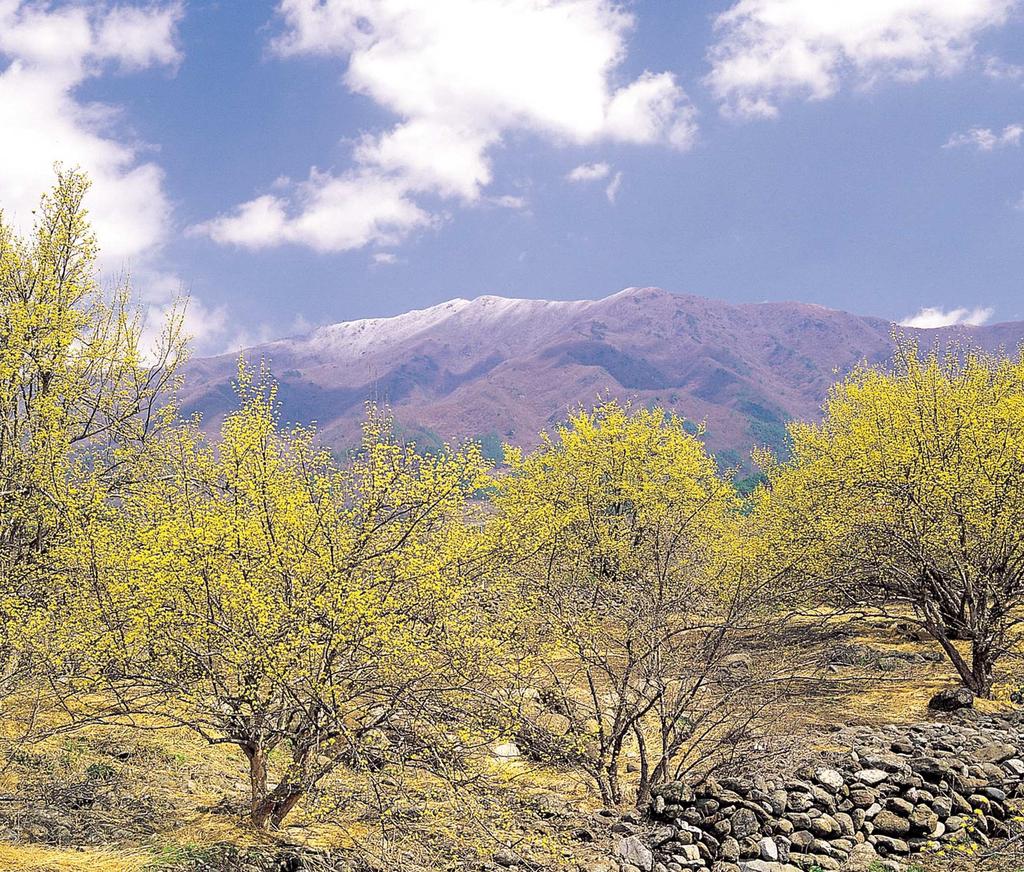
[617,836,654,872]
[975,741,1016,764]
[655,782,695,805]
[908,756,952,782]
[908,805,938,833]
[789,830,814,851]
[786,813,811,830]
[870,835,910,856]
[970,792,992,810]
[721,837,741,861]
[649,825,676,846]
[928,687,974,712]
[491,740,521,759]
[787,792,814,812]
[1004,757,1024,776]
[871,811,910,836]
[815,768,844,792]
[834,812,854,836]
[951,792,973,814]
[885,797,913,816]
[809,815,839,838]
[758,837,779,861]
[768,789,788,815]
[675,844,701,861]
[644,713,1024,871]
[848,788,877,808]
[842,842,880,871]
[494,848,520,867]
[731,808,760,839]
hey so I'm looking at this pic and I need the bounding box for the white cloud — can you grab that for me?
[605,170,623,203]
[372,252,398,265]
[567,161,611,182]
[0,1,182,265]
[0,3,233,352]
[984,55,1024,80]
[944,123,1024,150]
[900,305,995,328]
[354,119,495,201]
[193,169,434,252]
[707,0,1018,118]
[604,71,697,148]
[196,0,697,252]
[489,194,529,209]
[95,4,183,71]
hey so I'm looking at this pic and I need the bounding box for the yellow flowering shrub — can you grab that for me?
[761,341,1024,696]
[489,402,777,805]
[0,169,182,704]
[54,364,507,829]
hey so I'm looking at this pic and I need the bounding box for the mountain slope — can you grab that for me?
[180,287,1024,466]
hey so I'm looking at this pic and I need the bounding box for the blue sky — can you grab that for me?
[3,0,1024,353]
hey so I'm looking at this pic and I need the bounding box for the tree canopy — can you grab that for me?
[761,342,1024,695]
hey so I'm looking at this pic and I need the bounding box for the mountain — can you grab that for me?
[180,287,1024,468]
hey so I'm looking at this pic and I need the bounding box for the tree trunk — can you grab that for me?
[270,790,303,829]
[938,598,970,641]
[597,763,622,805]
[243,745,268,821]
[928,626,994,697]
[250,749,311,830]
[251,784,305,831]
[970,641,995,698]
[605,744,623,805]
[632,725,652,808]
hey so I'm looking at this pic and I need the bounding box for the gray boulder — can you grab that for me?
[927,687,974,711]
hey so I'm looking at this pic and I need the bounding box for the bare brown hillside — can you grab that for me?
[180,287,1024,465]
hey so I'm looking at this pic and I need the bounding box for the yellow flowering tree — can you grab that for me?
[491,402,778,805]
[56,367,505,829]
[762,342,1024,696]
[0,170,182,702]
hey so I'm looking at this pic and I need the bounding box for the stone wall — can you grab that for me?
[618,711,1024,872]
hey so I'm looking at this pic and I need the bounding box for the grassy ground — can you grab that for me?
[0,613,1018,871]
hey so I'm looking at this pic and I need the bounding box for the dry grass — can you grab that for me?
[0,701,608,871]
[0,843,155,872]
[1,613,1020,870]
[767,610,1018,737]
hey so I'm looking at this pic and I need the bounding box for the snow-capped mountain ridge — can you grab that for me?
[181,288,1024,465]
[299,292,604,357]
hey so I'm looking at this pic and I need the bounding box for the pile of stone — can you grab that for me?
[618,711,1024,872]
